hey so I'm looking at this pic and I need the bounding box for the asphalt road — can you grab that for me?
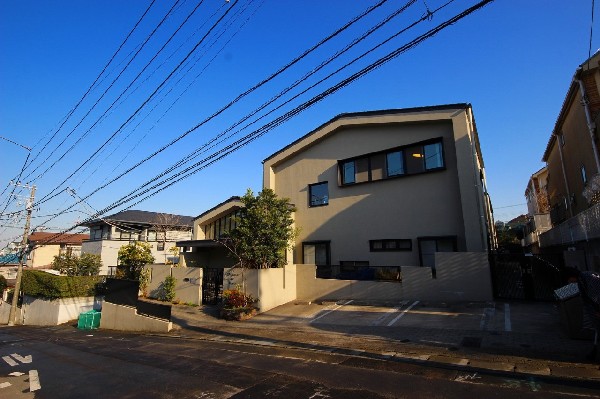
[0,326,597,399]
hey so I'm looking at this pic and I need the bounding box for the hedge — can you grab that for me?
[22,270,105,299]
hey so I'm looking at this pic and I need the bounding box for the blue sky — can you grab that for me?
[0,0,597,247]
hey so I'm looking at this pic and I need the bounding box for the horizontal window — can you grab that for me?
[370,239,412,252]
[338,138,445,186]
[309,182,329,207]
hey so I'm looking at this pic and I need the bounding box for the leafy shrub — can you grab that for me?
[0,275,7,292]
[52,253,102,276]
[222,288,255,309]
[22,270,104,299]
[160,275,176,302]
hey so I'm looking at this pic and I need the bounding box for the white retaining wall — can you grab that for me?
[100,301,172,333]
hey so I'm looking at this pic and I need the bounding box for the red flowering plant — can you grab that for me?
[220,286,256,321]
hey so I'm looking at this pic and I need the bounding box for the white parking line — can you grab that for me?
[504,303,512,332]
[370,300,409,326]
[0,382,11,389]
[387,300,419,327]
[29,370,41,392]
[2,356,18,367]
[309,300,353,323]
[480,302,495,330]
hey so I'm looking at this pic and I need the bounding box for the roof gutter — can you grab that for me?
[575,67,600,173]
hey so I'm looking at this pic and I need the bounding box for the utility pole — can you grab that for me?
[8,184,36,326]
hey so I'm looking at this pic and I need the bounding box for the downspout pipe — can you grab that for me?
[556,132,574,218]
[575,68,600,174]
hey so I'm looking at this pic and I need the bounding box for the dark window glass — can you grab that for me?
[424,142,444,169]
[342,161,355,184]
[386,151,404,176]
[369,239,412,252]
[302,242,330,265]
[157,242,165,251]
[309,182,329,207]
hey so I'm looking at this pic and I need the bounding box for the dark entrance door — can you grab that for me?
[202,268,224,305]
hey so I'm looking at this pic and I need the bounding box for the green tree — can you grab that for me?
[117,241,155,280]
[160,275,176,302]
[221,188,297,270]
[51,253,102,276]
[0,275,7,293]
[76,253,102,276]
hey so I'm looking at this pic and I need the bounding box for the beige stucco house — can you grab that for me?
[177,103,495,307]
[26,232,89,269]
[263,103,495,274]
[81,210,193,275]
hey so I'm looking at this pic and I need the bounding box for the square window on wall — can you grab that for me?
[157,242,165,251]
[309,182,329,207]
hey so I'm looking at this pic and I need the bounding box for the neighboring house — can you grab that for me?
[522,167,551,253]
[0,253,19,285]
[26,232,89,269]
[179,103,496,306]
[81,210,193,275]
[537,51,600,272]
[263,103,495,273]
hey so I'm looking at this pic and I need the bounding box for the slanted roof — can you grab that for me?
[0,253,19,265]
[28,232,89,245]
[193,196,242,221]
[82,210,194,228]
[263,103,472,164]
[542,50,600,161]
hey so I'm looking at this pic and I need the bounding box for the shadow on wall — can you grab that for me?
[296,252,493,303]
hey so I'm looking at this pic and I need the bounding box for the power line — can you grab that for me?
[61,0,391,211]
[25,0,183,185]
[11,0,494,256]
[35,0,232,206]
[94,0,495,217]
[20,0,158,179]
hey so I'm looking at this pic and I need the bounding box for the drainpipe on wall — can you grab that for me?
[575,68,600,174]
[556,133,574,218]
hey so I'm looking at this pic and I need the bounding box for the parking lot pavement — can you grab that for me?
[171,299,600,383]
[255,300,557,335]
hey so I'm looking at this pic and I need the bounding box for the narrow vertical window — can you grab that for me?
[342,161,355,184]
[424,142,444,169]
[309,182,329,207]
[386,151,404,177]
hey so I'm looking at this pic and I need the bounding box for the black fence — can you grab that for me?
[316,265,402,282]
[103,278,139,307]
[489,253,564,301]
[137,299,171,321]
[101,278,171,321]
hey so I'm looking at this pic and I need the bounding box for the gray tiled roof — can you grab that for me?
[83,210,194,228]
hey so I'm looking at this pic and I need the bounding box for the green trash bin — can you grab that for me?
[77,309,101,330]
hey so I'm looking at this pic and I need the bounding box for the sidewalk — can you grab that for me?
[169,300,600,385]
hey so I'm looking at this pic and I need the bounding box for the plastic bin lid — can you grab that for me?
[554,282,579,300]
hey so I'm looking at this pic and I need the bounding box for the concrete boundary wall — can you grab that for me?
[21,295,100,326]
[144,265,202,305]
[100,301,172,332]
[224,265,297,312]
[296,252,492,302]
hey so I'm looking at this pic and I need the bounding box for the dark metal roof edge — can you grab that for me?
[193,196,243,221]
[262,103,471,163]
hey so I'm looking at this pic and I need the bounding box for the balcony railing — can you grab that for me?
[539,202,600,247]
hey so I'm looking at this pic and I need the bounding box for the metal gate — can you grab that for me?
[489,253,563,301]
[202,268,224,305]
